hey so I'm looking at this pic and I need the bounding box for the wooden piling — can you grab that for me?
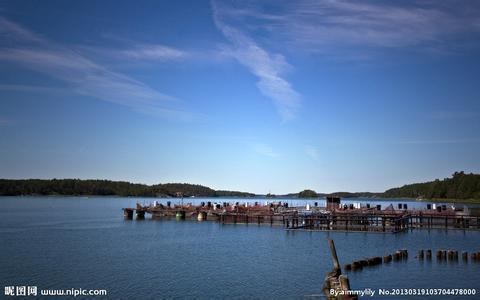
[123,208,134,219]
[462,252,468,261]
[367,258,374,266]
[323,239,358,300]
[328,239,341,275]
[339,275,356,298]
[136,210,145,220]
[447,250,453,260]
[393,251,402,261]
[367,257,382,266]
[418,249,424,259]
[472,252,480,261]
[426,249,432,259]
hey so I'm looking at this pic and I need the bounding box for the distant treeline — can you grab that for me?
[0,179,255,198]
[319,192,381,198]
[1,171,479,200]
[383,172,480,200]
[288,190,380,199]
[285,172,480,201]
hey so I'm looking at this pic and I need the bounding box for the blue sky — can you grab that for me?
[1,0,480,194]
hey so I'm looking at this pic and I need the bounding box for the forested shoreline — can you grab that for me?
[382,172,480,200]
[1,171,479,201]
[0,179,255,198]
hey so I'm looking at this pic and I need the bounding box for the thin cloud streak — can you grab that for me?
[212,1,300,121]
[219,0,480,56]
[79,43,189,63]
[122,44,187,61]
[0,17,189,119]
[0,17,44,44]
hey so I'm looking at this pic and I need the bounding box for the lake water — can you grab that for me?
[0,196,479,299]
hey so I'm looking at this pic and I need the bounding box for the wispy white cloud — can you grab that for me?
[217,0,480,56]
[212,1,300,121]
[305,145,320,161]
[78,43,189,64]
[122,44,187,61]
[0,17,189,119]
[252,143,280,158]
[0,17,44,44]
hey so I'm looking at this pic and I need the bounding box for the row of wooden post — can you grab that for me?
[418,249,480,262]
[344,249,407,271]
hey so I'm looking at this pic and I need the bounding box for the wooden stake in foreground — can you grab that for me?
[323,239,358,300]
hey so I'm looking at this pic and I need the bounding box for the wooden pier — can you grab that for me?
[122,200,480,233]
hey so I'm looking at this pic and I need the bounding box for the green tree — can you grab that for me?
[298,189,318,198]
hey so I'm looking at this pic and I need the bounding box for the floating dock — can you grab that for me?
[122,198,480,233]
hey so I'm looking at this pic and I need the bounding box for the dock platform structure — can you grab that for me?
[122,200,480,233]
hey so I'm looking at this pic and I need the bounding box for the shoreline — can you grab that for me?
[1,194,479,204]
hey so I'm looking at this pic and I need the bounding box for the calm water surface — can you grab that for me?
[0,197,479,299]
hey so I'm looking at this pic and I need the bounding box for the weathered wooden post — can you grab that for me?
[339,275,353,294]
[329,239,341,275]
[418,249,424,259]
[447,250,454,260]
[351,261,362,270]
[136,209,145,220]
[383,254,392,263]
[436,250,443,260]
[426,249,432,259]
[123,208,134,219]
[393,251,401,261]
[323,239,358,300]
